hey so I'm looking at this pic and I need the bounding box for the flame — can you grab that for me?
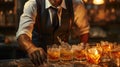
[95,48,99,55]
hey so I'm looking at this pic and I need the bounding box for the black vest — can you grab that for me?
[32,0,74,50]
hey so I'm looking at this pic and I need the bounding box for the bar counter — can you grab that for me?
[0,58,118,67]
[0,42,119,67]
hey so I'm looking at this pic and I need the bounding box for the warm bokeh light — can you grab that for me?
[93,0,105,5]
[109,0,115,3]
[83,0,88,3]
[111,8,115,13]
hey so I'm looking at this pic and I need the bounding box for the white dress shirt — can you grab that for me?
[16,0,90,39]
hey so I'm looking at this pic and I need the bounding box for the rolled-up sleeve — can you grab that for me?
[16,0,37,39]
[74,4,90,35]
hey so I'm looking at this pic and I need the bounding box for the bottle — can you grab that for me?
[6,10,14,26]
[0,11,5,26]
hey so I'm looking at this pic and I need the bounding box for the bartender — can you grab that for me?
[16,0,90,66]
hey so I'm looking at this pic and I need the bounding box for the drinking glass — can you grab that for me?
[86,47,101,65]
[72,45,86,62]
[100,41,113,62]
[111,45,120,67]
[60,44,73,64]
[47,44,60,64]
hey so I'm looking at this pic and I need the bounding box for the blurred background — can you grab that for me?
[0,0,120,59]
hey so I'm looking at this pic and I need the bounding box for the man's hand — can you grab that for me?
[17,34,47,66]
[27,47,47,66]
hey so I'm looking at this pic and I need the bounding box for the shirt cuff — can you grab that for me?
[16,30,32,40]
[79,27,90,35]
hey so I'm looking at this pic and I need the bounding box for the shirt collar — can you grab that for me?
[45,0,67,9]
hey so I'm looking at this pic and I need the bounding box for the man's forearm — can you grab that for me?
[17,34,35,52]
